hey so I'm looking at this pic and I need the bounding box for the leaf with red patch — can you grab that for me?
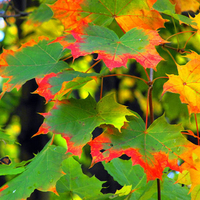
[0,37,70,98]
[89,115,197,181]
[50,0,166,32]
[65,25,164,71]
[35,70,99,102]
[35,93,135,156]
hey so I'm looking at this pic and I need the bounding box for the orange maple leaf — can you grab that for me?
[49,0,89,32]
[162,52,200,114]
[177,146,200,199]
[50,0,166,32]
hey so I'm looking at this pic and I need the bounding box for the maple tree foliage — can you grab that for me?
[1,0,200,199]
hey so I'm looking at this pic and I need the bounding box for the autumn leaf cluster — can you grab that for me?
[1,0,200,199]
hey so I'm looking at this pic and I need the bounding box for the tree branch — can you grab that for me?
[1,0,31,26]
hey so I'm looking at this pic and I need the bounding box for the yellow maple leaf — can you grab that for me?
[170,0,200,14]
[162,52,200,114]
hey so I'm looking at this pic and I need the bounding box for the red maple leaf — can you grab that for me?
[89,115,197,181]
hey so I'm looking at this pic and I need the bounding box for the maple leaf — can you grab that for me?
[0,143,66,200]
[56,156,103,199]
[153,0,196,26]
[65,25,164,70]
[88,115,197,181]
[26,3,53,27]
[103,158,191,199]
[0,161,25,176]
[190,13,200,34]
[162,52,200,114]
[34,93,135,156]
[169,0,200,14]
[177,146,200,200]
[0,37,70,98]
[50,0,166,32]
[0,129,15,144]
[34,70,99,102]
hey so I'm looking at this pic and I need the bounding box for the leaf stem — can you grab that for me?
[161,45,178,66]
[85,59,102,73]
[101,74,148,101]
[157,179,161,200]
[165,30,196,41]
[183,31,197,50]
[194,113,199,145]
[153,76,169,82]
[62,55,73,61]
[149,84,154,124]
[100,77,104,99]
[145,86,150,130]
[143,68,151,82]
[50,134,55,145]
[149,68,161,200]
[171,17,180,50]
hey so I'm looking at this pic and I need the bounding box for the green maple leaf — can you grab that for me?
[56,156,103,199]
[0,142,66,200]
[27,4,53,24]
[0,163,25,176]
[0,38,70,97]
[0,129,15,144]
[35,93,135,156]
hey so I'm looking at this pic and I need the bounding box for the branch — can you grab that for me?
[1,0,31,26]
[0,12,31,18]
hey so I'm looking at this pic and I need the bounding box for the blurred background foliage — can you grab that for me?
[0,0,200,199]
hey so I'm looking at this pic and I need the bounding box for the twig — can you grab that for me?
[0,0,31,26]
